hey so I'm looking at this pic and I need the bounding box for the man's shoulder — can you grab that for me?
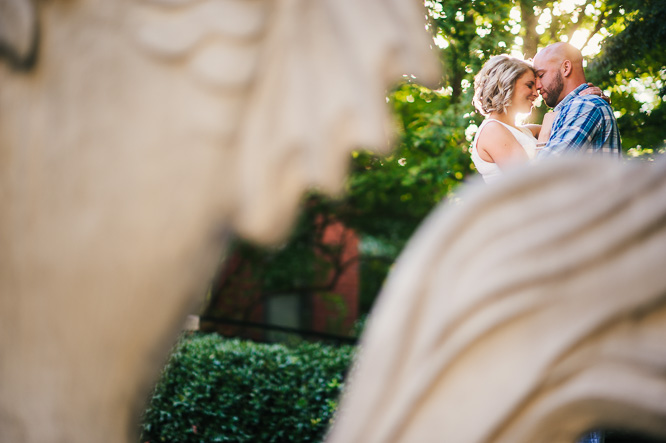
[568,93,608,106]
[562,94,612,116]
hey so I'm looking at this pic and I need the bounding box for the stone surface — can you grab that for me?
[0,0,438,441]
[327,158,666,443]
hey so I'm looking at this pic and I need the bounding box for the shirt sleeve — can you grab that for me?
[541,98,603,157]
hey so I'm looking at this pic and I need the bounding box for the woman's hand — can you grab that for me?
[581,82,611,104]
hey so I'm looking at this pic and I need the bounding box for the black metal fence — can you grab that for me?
[198,315,358,346]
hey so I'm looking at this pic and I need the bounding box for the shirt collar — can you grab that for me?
[553,83,589,112]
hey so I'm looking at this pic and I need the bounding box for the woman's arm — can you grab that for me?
[581,83,611,103]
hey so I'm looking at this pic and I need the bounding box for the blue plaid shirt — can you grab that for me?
[538,83,621,158]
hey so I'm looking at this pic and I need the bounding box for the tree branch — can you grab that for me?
[580,8,606,53]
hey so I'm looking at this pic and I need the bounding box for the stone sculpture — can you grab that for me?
[4,1,665,442]
[326,158,666,443]
[0,0,439,441]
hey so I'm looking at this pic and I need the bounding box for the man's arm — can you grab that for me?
[537,111,558,145]
[540,98,603,157]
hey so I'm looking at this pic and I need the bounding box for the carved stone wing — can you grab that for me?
[0,0,37,68]
[229,0,441,241]
[327,158,666,443]
[130,0,441,243]
[0,1,440,442]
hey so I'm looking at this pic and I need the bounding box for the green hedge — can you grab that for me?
[140,334,355,443]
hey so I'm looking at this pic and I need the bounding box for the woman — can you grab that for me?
[470,55,603,183]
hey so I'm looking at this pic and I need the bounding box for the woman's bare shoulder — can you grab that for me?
[476,118,529,166]
[477,120,517,145]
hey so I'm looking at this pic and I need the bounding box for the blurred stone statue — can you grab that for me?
[0,0,438,441]
[4,1,666,443]
[326,158,666,443]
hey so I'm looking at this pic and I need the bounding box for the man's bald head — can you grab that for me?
[534,42,583,69]
[533,42,587,107]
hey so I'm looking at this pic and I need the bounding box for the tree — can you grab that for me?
[587,0,666,155]
[518,0,619,59]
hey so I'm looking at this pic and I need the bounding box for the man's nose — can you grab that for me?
[536,78,542,91]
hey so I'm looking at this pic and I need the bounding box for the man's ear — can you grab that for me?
[561,60,572,77]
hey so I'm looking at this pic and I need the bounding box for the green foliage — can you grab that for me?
[587,0,666,154]
[588,0,666,79]
[331,82,477,305]
[427,0,515,101]
[342,84,473,245]
[231,204,326,295]
[141,334,355,443]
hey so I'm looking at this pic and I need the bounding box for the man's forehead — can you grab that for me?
[534,44,570,67]
[532,59,546,71]
[533,51,555,70]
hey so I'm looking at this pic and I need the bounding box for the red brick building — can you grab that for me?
[201,219,360,342]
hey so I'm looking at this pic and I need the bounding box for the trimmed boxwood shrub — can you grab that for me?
[140,333,355,443]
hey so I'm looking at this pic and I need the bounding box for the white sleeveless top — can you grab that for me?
[470,119,537,183]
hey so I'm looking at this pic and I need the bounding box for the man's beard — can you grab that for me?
[543,71,564,108]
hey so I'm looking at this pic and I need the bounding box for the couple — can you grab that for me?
[471,42,622,183]
[472,42,621,443]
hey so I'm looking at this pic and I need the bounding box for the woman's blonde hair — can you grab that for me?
[473,55,533,115]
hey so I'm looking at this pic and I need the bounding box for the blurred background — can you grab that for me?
[198,0,666,344]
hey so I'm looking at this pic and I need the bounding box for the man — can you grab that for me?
[533,42,621,157]
[534,43,621,443]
